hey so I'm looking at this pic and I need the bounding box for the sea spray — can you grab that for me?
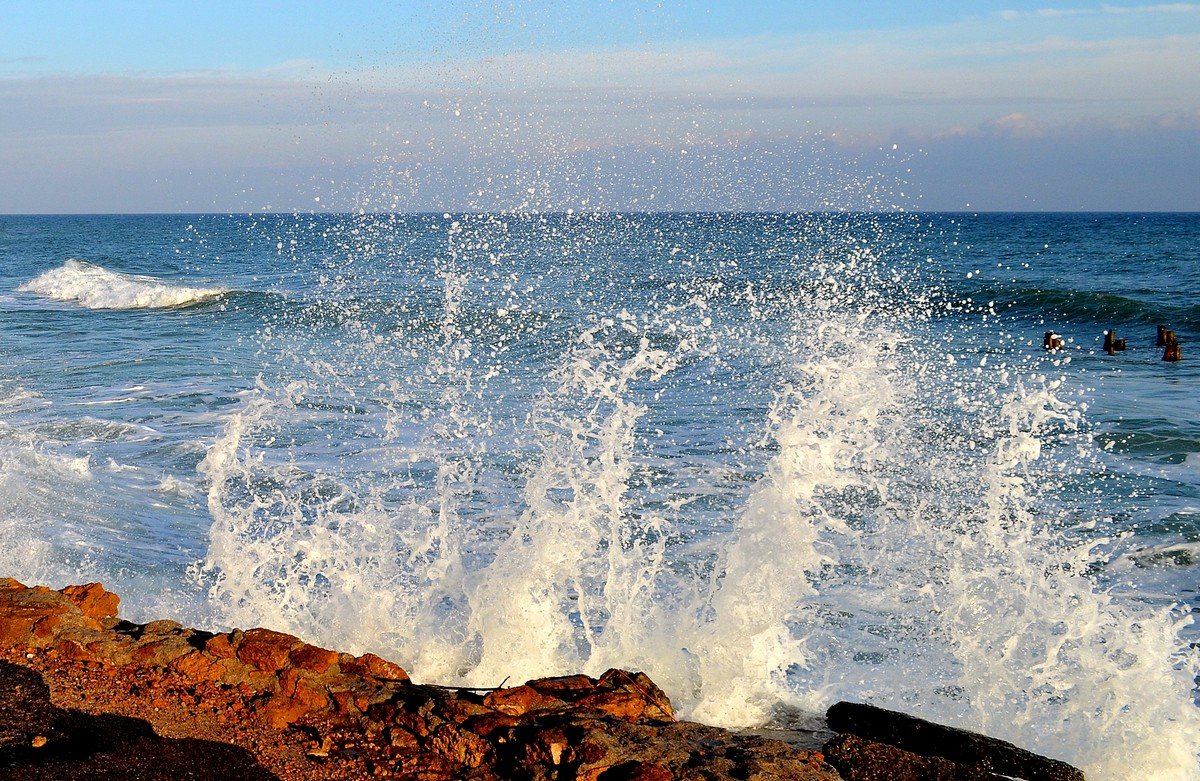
[465,322,689,686]
[193,211,1200,780]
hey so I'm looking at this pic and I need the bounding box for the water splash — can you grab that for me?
[194,211,1199,780]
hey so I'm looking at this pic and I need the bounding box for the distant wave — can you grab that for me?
[982,284,1200,331]
[17,259,229,310]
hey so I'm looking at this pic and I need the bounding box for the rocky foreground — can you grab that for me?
[0,579,1084,781]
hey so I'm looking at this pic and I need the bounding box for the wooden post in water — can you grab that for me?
[1104,329,1116,355]
[1043,331,1064,351]
[1163,331,1182,362]
[1157,324,1169,347]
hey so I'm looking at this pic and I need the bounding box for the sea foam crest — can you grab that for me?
[17,259,227,310]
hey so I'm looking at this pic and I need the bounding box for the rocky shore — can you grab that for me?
[0,579,1084,780]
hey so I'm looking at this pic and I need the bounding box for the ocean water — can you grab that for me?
[1,211,1197,778]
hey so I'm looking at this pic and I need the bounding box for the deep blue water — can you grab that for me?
[0,212,1197,777]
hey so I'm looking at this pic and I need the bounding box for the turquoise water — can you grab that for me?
[1,211,1198,777]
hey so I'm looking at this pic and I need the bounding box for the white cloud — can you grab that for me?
[2,6,1198,212]
[999,3,1200,20]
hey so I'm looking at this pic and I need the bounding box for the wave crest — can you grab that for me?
[17,259,228,310]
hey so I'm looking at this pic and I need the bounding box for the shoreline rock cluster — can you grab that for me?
[0,579,1084,780]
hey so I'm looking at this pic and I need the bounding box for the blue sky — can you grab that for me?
[2,1,1198,212]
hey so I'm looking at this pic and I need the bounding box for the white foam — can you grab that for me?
[193,225,1200,781]
[17,259,227,310]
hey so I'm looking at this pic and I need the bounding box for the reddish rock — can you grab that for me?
[483,684,564,716]
[205,631,238,659]
[526,673,598,698]
[577,689,646,722]
[597,669,675,722]
[0,587,79,647]
[59,583,121,620]
[131,636,194,667]
[462,711,522,737]
[599,761,674,781]
[256,692,312,728]
[53,638,95,662]
[236,628,302,672]
[288,642,340,674]
[279,667,331,713]
[170,650,225,682]
[344,651,410,682]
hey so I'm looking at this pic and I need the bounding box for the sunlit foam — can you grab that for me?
[17,259,227,310]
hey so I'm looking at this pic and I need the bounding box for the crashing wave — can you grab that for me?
[17,259,228,310]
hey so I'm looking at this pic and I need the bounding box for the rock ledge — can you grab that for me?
[0,579,1084,781]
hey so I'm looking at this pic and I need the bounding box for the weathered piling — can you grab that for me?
[1157,324,1169,347]
[1043,331,1064,351]
[1103,330,1126,354]
[1163,332,1182,362]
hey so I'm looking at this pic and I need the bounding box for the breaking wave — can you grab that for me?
[17,259,229,310]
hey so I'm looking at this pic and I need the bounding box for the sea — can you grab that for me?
[0,211,1197,778]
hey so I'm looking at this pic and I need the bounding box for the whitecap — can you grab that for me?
[17,259,227,310]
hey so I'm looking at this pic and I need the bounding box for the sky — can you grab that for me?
[1,1,1198,212]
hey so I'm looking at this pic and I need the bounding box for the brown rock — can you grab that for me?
[170,650,225,682]
[142,619,185,635]
[435,697,493,726]
[59,583,121,621]
[483,684,564,717]
[826,702,1084,781]
[131,636,194,667]
[278,667,331,713]
[577,689,646,722]
[344,652,410,682]
[526,673,598,698]
[824,733,990,781]
[462,711,522,737]
[599,761,674,781]
[598,669,676,722]
[288,643,340,674]
[256,693,312,728]
[427,725,494,768]
[236,628,302,672]
[205,631,238,659]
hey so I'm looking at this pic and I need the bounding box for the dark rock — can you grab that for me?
[0,660,278,780]
[826,701,1085,781]
[824,733,1001,781]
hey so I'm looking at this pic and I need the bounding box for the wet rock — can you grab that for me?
[826,702,1085,781]
[824,733,998,781]
[236,627,303,672]
[59,583,120,621]
[205,631,239,659]
[343,651,410,682]
[289,642,341,674]
[483,684,565,716]
[0,580,1089,781]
